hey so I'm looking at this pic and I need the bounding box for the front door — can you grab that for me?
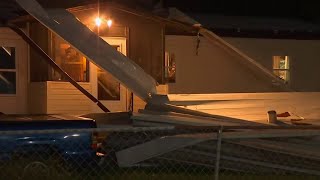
[0,28,27,114]
[91,37,128,112]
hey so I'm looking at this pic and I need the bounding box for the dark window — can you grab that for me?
[0,47,15,69]
[0,47,16,94]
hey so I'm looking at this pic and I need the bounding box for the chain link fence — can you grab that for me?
[0,126,319,180]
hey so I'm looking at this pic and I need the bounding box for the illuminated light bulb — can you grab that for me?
[95,17,102,27]
[107,19,112,28]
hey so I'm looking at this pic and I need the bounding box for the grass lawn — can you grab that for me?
[0,160,318,180]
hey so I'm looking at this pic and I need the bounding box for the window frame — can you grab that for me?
[164,51,176,83]
[49,33,90,82]
[272,55,290,83]
[0,46,17,95]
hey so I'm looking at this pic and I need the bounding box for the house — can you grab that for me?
[162,9,320,123]
[1,0,319,119]
[165,9,320,94]
[0,0,168,115]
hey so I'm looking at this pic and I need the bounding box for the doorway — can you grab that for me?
[90,37,128,112]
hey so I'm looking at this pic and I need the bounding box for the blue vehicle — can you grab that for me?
[0,115,98,178]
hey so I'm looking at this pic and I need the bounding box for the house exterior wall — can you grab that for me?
[0,28,28,114]
[222,37,320,92]
[28,35,130,114]
[25,5,165,114]
[28,81,93,115]
[72,5,165,84]
[165,35,320,94]
[165,35,278,94]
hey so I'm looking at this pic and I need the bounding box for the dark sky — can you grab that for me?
[163,0,320,21]
[1,0,320,23]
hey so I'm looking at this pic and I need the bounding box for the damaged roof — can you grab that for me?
[188,14,320,32]
[186,13,320,39]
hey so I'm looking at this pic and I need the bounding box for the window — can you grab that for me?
[0,47,16,94]
[51,35,89,82]
[165,52,176,83]
[97,45,121,100]
[273,56,290,82]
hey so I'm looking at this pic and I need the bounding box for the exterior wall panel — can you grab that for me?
[166,35,277,94]
[29,82,93,115]
[223,37,320,92]
[166,35,320,93]
[46,81,92,115]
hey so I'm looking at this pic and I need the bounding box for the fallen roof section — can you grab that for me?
[14,0,157,102]
[115,128,320,168]
[168,92,320,125]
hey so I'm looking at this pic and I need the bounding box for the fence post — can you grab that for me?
[214,126,223,180]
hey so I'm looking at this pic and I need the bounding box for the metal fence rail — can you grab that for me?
[0,126,319,180]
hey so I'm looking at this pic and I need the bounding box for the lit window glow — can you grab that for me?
[273,56,290,82]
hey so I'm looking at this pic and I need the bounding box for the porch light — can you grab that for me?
[107,19,112,28]
[95,17,102,27]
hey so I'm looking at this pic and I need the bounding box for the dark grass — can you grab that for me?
[0,161,318,180]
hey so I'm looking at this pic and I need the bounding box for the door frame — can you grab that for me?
[90,37,128,112]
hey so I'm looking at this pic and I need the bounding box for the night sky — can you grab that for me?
[1,0,320,23]
[163,0,320,22]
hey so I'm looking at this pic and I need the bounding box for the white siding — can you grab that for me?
[46,81,92,115]
[29,81,93,115]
